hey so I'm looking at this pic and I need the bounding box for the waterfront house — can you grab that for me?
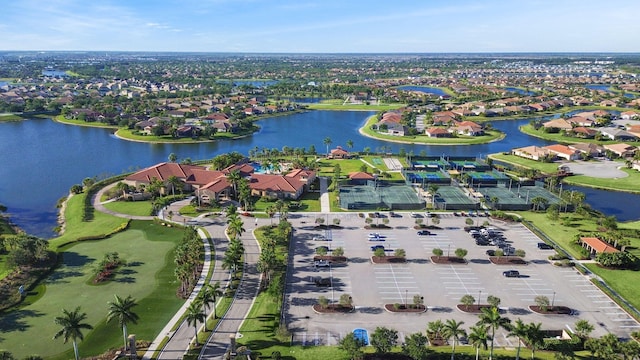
[512,146,550,161]
[543,144,581,161]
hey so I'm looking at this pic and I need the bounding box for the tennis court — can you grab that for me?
[479,187,530,210]
[405,171,451,185]
[516,185,561,205]
[468,170,510,186]
[449,159,491,171]
[339,184,424,210]
[433,186,478,210]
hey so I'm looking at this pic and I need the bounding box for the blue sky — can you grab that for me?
[1,0,639,53]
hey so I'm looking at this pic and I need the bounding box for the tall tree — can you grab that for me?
[53,307,93,360]
[185,301,205,346]
[227,170,242,199]
[508,318,528,360]
[443,319,466,360]
[107,295,139,351]
[201,281,223,320]
[476,306,511,360]
[468,325,489,360]
[323,136,332,155]
[525,322,545,360]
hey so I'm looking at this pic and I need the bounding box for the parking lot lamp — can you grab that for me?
[478,290,482,306]
[405,289,408,307]
[552,291,556,307]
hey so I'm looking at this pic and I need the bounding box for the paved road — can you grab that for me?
[200,218,262,359]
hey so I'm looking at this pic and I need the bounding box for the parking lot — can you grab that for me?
[283,212,639,346]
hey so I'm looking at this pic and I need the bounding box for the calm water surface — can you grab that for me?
[0,111,637,237]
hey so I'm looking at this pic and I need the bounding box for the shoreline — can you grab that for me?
[357,115,506,146]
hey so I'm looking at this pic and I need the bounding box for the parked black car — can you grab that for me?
[537,242,553,250]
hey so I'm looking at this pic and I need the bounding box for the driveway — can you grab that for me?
[562,160,628,179]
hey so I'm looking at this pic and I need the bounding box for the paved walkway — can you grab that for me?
[319,177,330,213]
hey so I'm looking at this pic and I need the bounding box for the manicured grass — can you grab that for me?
[48,193,130,250]
[2,220,185,359]
[562,167,640,193]
[315,158,405,180]
[360,115,505,145]
[521,211,640,318]
[54,115,118,128]
[102,200,154,216]
[489,153,565,174]
[584,263,640,312]
[0,255,10,280]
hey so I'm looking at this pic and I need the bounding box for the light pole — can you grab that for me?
[447,244,451,258]
[478,290,482,306]
[552,291,556,308]
[405,289,408,308]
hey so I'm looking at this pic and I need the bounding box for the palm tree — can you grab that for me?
[508,318,528,360]
[346,139,354,151]
[442,319,466,360]
[166,175,182,196]
[227,170,242,198]
[53,307,94,360]
[227,217,246,240]
[107,295,139,351]
[185,300,205,346]
[476,306,511,360]
[525,322,544,360]
[323,136,332,155]
[468,325,489,360]
[199,282,223,328]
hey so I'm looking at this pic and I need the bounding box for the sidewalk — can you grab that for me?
[319,177,330,213]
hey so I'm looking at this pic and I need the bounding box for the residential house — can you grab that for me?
[603,143,637,158]
[543,118,573,132]
[543,144,581,161]
[425,127,451,138]
[599,127,638,141]
[569,126,598,139]
[569,143,603,158]
[512,146,550,161]
[452,121,484,136]
[621,111,639,121]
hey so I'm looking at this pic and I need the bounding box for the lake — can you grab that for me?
[396,86,448,97]
[0,111,637,237]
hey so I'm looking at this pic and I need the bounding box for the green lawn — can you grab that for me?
[316,158,404,180]
[562,167,640,193]
[103,200,154,216]
[520,211,640,314]
[488,153,562,174]
[1,220,185,359]
[48,193,130,250]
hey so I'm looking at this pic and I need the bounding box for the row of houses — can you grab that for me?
[123,162,316,204]
[513,142,638,161]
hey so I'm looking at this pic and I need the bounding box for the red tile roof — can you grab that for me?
[580,237,619,253]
